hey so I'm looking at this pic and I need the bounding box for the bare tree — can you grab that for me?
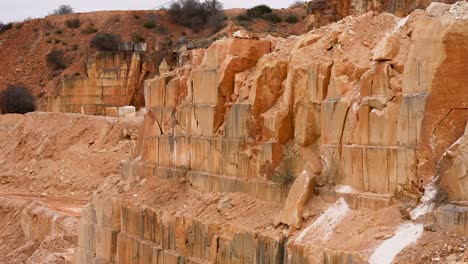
[52,4,74,15]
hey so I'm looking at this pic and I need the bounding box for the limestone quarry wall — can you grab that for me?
[40,51,147,115]
[130,4,468,200]
[76,2,468,263]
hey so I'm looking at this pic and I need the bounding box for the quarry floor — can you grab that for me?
[0,112,467,263]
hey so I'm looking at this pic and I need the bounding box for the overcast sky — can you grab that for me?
[0,0,293,22]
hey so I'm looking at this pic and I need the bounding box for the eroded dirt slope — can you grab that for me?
[0,112,142,263]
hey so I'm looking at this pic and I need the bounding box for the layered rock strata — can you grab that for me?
[41,51,148,115]
[76,2,468,263]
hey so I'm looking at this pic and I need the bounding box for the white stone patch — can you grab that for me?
[335,184,359,194]
[411,137,463,220]
[118,106,136,118]
[395,16,409,31]
[369,223,424,264]
[410,179,438,220]
[449,1,468,20]
[295,197,350,243]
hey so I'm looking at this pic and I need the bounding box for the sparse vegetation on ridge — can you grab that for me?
[0,22,13,34]
[52,4,74,15]
[143,20,157,29]
[286,15,299,23]
[246,4,273,18]
[46,49,67,70]
[238,4,282,24]
[82,24,98,34]
[90,33,121,51]
[168,0,224,32]
[65,18,81,28]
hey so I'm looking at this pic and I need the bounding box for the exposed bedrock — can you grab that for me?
[76,2,468,263]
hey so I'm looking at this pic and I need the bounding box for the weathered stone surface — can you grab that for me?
[435,203,468,236]
[75,4,468,263]
[159,59,170,75]
[41,51,147,114]
[118,106,136,118]
[440,123,468,200]
[274,170,316,228]
[233,29,251,39]
[372,33,400,61]
[426,2,452,16]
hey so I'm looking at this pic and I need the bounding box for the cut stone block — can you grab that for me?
[118,106,136,118]
[320,99,349,145]
[194,105,216,137]
[192,68,218,106]
[225,103,250,140]
[274,170,316,228]
[396,94,427,146]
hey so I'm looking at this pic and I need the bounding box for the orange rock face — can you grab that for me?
[75,2,468,263]
[40,51,148,115]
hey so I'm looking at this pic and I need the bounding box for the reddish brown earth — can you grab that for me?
[0,8,307,102]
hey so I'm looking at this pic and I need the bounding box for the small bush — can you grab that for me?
[236,15,250,22]
[46,49,67,69]
[0,85,36,114]
[155,24,168,34]
[271,142,299,186]
[72,44,79,51]
[55,29,63,34]
[0,22,13,34]
[143,20,156,29]
[168,0,224,31]
[271,170,294,185]
[82,25,98,34]
[90,33,120,51]
[65,18,80,28]
[52,4,74,15]
[244,5,281,24]
[132,33,145,43]
[133,14,140,19]
[246,5,272,18]
[289,0,306,8]
[285,15,298,24]
[263,13,282,23]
